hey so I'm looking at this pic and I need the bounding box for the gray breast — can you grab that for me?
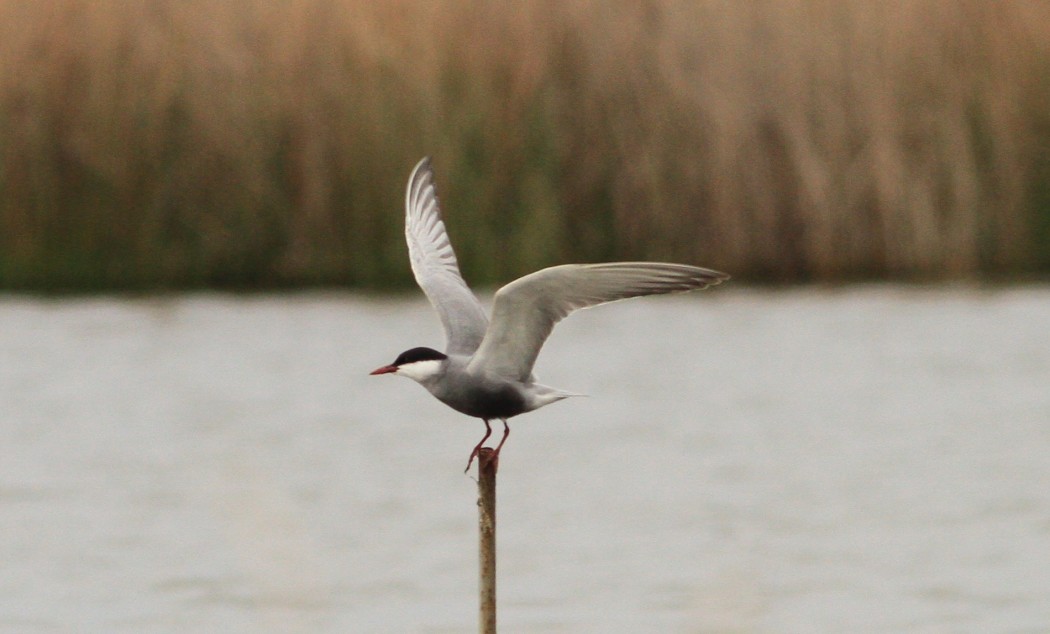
[433,377,528,420]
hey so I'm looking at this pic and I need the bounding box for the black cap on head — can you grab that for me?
[393,347,448,366]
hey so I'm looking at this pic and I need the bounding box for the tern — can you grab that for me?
[371,157,729,471]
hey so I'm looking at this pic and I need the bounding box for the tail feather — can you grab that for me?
[526,383,587,412]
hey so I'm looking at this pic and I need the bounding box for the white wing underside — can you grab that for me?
[468,262,730,381]
[405,157,489,356]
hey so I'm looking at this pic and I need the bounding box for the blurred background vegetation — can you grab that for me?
[1,0,1049,291]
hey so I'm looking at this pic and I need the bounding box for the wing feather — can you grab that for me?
[405,158,489,355]
[468,262,729,380]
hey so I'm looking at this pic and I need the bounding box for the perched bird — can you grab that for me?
[371,158,729,471]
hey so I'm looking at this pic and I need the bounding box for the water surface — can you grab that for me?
[1,288,1048,632]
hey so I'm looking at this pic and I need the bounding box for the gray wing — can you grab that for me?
[405,157,489,355]
[467,262,729,381]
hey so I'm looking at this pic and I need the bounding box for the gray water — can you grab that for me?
[1,287,1048,633]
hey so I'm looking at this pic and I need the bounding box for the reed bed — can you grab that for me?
[1,0,1048,290]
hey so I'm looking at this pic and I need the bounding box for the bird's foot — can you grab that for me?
[465,421,494,473]
[464,447,481,473]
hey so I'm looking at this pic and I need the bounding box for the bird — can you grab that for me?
[371,157,729,471]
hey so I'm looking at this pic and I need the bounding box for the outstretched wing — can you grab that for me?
[468,262,729,381]
[405,157,489,355]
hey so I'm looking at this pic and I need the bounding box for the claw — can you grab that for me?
[464,446,481,473]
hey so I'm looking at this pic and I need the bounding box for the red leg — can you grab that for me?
[465,419,493,473]
[490,419,510,467]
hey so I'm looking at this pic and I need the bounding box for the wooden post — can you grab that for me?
[477,448,497,634]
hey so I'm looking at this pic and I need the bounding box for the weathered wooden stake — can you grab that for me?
[477,447,497,634]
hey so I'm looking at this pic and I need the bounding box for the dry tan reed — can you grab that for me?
[0,0,1048,289]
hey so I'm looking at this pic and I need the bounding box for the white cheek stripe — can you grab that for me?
[396,359,444,381]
